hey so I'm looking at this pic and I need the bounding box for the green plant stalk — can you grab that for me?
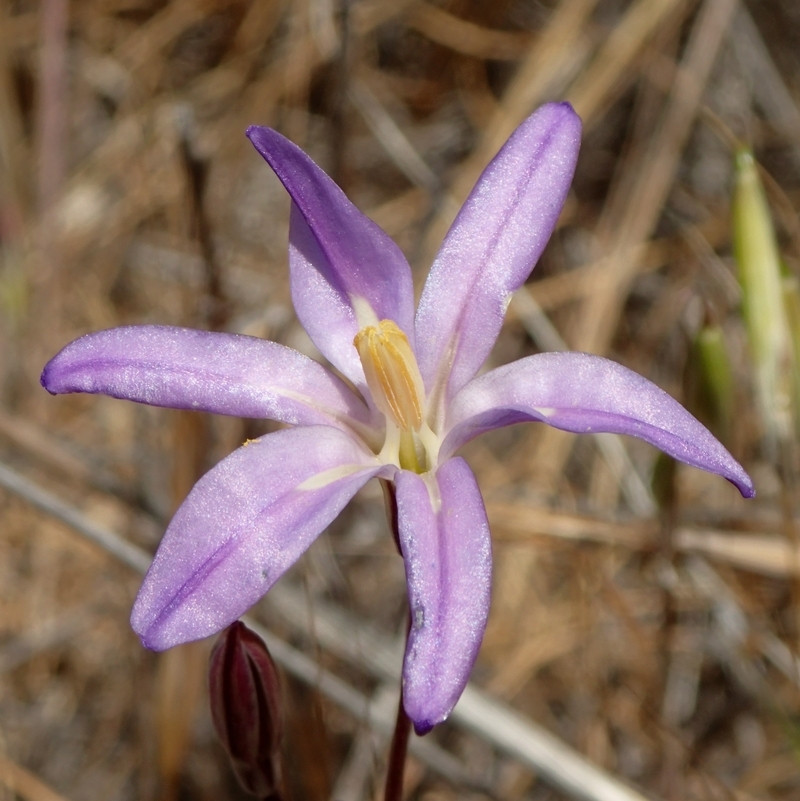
[732,148,793,447]
[696,324,735,441]
[782,274,800,436]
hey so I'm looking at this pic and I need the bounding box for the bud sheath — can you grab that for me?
[208,621,283,798]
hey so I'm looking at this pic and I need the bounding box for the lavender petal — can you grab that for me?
[396,458,492,734]
[41,326,374,432]
[131,426,387,650]
[246,126,416,388]
[415,103,581,419]
[443,352,755,497]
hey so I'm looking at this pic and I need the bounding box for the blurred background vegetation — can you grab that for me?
[2,0,800,799]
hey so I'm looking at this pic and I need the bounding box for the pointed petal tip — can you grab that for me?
[700,448,754,499]
[733,472,756,499]
[40,352,73,395]
[246,126,287,162]
[547,99,579,118]
[40,364,56,394]
[410,716,435,737]
[130,597,211,652]
[511,101,581,162]
[245,124,266,143]
[41,348,75,395]
[538,100,581,133]
[130,612,171,652]
[245,120,416,386]
[246,126,280,162]
[137,633,169,653]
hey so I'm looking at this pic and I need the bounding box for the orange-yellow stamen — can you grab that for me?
[354,320,425,432]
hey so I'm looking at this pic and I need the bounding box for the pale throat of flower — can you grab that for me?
[353,319,439,473]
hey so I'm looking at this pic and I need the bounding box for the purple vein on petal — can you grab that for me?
[246,126,415,386]
[131,426,388,650]
[415,102,581,418]
[41,325,376,435]
[396,459,492,734]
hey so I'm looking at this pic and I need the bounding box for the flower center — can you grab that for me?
[354,319,438,473]
[354,320,425,432]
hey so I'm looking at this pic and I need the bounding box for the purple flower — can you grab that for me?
[41,103,753,734]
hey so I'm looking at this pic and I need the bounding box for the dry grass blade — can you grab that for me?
[36,0,68,229]
[455,687,652,801]
[0,755,70,801]
[423,0,597,260]
[349,79,439,191]
[0,462,152,573]
[567,0,689,125]
[675,528,800,578]
[490,501,800,579]
[731,7,800,166]
[406,4,532,61]
[0,606,91,675]
[577,0,739,355]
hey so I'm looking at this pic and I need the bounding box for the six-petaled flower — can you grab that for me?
[41,102,753,735]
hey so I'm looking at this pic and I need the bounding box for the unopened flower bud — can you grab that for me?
[208,621,283,798]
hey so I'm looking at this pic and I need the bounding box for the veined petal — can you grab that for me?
[132,426,388,650]
[396,459,492,734]
[443,352,755,497]
[41,326,374,434]
[246,126,415,388]
[416,103,581,418]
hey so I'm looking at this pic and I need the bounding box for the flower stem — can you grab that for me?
[383,687,411,801]
[381,479,411,801]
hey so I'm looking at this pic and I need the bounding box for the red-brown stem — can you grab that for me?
[383,687,411,801]
[380,478,411,801]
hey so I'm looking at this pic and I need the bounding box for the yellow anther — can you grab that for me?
[354,320,425,431]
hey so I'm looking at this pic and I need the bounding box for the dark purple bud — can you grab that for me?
[209,621,283,798]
